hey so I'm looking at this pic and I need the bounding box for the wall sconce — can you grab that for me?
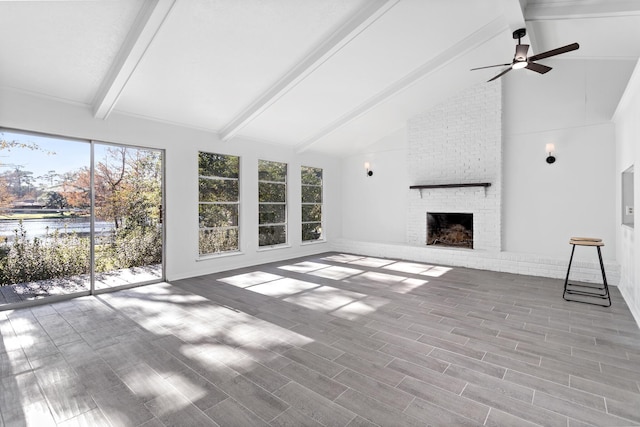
[545,143,556,164]
[364,162,373,176]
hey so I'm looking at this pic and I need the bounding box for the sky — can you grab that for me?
[0,131,90,183]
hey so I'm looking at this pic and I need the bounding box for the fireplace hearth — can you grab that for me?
[427,212,473,249]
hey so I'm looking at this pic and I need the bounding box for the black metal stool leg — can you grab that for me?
[596,246,611,307]
[563,244,576,301]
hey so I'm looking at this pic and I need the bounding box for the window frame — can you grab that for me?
[301,165,324,243]
[198,151,240,256]
[258,159,288,248]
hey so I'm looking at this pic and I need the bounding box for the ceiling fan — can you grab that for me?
[471,28,579,82]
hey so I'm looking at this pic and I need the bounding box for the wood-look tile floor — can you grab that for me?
[1,252,639,426]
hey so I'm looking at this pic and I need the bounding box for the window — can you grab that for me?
[258,160,287,246]
[301,166,323,241]
[198,152,239,255]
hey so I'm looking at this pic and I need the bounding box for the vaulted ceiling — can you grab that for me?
[1,0,639,155]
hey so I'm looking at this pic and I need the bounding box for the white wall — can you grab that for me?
[336,59,627,284]
[341,127,408,243]
[502,59,629,262]
[614,59,640,325]
[502,122,616,260]
[0,88,342,282]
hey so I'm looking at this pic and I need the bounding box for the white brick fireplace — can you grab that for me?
[407,82,502,252]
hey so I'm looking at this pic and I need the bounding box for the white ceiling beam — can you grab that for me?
[92,0,175,120]
[219,0,400,142]
[525,0,640,21]
[295,17,508,154]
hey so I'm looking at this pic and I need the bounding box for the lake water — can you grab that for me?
[0,217,114,239]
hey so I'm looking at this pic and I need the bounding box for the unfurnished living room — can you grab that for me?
[1,0,639,426]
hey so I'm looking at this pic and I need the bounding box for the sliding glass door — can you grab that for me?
[93,144,163,290]
[0,130,164,309]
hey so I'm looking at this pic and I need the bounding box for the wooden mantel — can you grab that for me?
[409,183,491,190]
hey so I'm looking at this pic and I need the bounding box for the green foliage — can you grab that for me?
[45,192,68,210]
[301,186,322,203]
[258,160,286,182]
[0,222,162,285]
[199,178,239,202]
[302,204,321,222]
[258,225,286,247]
[199,204,238,227]
[259,182,285,203]
[302,223,322,241]
[199,228,238,255]
[259,204,285,224]
[199,152,239,178]
[97,225,162,271]
[301,166,322,185]
[0,221,89,285]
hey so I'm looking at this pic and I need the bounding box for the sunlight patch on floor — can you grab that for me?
[218,271,283,288]
[321,254,364,263]
[330,295,390,320]
[350,271,428,294]
[308,266,363,280]
[277,261,330,273]
[346,256,396,268]
[420,265,453,277]
[246,277,320,298]
[284,286,367,312]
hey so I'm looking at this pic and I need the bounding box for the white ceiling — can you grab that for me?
[1,0,639,156]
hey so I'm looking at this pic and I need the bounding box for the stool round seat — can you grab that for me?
[569,239,604,247]
[570,237,602,242]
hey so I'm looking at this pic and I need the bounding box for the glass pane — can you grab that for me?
[301,185,322,203]
[259,182,285,203]
[199,228,238,255]
[301,166,322,185]
[302,204,322,222]
[258,160,286,182]
[302,222,322,241]
[259,204,285,224]
[199,178,238,202]
[199,152,239,178]
[93,145,163,287]
[0,131,90,305]
[199,204,238,227]
[258,225,286,246]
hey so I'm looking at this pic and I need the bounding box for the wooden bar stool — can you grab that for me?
[563,237,611,307]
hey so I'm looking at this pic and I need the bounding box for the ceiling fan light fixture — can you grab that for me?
[512,60,527,70]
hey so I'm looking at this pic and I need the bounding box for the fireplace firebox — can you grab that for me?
[427,212,473,249]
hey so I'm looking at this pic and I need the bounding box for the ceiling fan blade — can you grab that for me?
[515,44,529,61]
[525,62,552,74]
[487,67,512,82]
[528,42,579,62]
[470,63,511,71]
